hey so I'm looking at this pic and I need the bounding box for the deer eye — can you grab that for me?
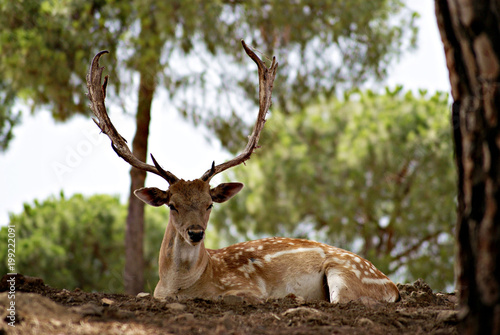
[168,204,178,212]
[207,204,213,211]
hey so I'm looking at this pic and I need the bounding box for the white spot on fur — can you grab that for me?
[331,257,342,264]
[238,260,256,274]
[263,247,326,262]
[361,277,391,285]
[252,260,264,268]
[256,277,266,295]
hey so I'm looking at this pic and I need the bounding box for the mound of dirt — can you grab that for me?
[0,274,458,335]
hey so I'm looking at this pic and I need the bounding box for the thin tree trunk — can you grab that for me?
[124,14,161,295]
[435,1,500,333]
[124,70,156,294]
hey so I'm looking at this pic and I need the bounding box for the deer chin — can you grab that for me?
[186,237,205,247]
[187,240,203,247]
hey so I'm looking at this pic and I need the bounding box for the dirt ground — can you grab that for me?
[0,274,459,335]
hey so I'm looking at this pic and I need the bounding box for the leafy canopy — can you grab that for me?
[213,88,456,291]
[0,0,417,151]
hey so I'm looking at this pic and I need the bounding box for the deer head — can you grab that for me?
[135,179,243,245]
[86,40,278,247]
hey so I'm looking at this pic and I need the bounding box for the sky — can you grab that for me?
[0,1,451,225]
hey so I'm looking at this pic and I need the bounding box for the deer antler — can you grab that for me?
[87,40,277,185]
[86,50,179,185]
[200,40,278,181]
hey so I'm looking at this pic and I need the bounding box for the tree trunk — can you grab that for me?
[435,1,500,334]
[123,69,155,294]
[124,13,161,295]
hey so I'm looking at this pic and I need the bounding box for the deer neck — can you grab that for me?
[157,217,210,294]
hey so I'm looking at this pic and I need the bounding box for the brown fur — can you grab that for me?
[136,179,400,303]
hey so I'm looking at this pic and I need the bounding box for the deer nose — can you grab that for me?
[187,228,204,243]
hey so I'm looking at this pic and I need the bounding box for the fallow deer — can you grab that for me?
[86,41,400,303]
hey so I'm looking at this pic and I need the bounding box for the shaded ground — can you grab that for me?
[0,274,459,334]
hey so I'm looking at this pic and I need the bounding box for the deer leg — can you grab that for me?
[325,267,355,303]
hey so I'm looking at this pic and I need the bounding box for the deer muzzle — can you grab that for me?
[187,225,205,244]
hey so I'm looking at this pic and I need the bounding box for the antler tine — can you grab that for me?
[200,40,278,182]
[150,154,179,185]
[86,51,179,185]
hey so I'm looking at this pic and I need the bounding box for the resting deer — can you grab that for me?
[86,41,400,303]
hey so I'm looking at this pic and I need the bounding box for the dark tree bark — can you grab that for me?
[124,71,155,295]
[435,1,500,334]
[124,15,162,295]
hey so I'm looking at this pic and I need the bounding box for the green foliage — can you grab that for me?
[234,0,418,109]
[0,0,130,119]
[0,78,20,151]
[0,193,168,293]
[178,0,420,153]
[0,0,417,151]
[213,88,456,291]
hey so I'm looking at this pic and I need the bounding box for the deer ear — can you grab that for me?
[210,183,244,203]
[134,187,170,207]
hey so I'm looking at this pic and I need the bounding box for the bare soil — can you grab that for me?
[0,274,458,334]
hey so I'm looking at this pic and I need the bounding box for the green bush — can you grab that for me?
[1,193,167,293]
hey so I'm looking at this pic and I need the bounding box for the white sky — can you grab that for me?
[0,1,450,225]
